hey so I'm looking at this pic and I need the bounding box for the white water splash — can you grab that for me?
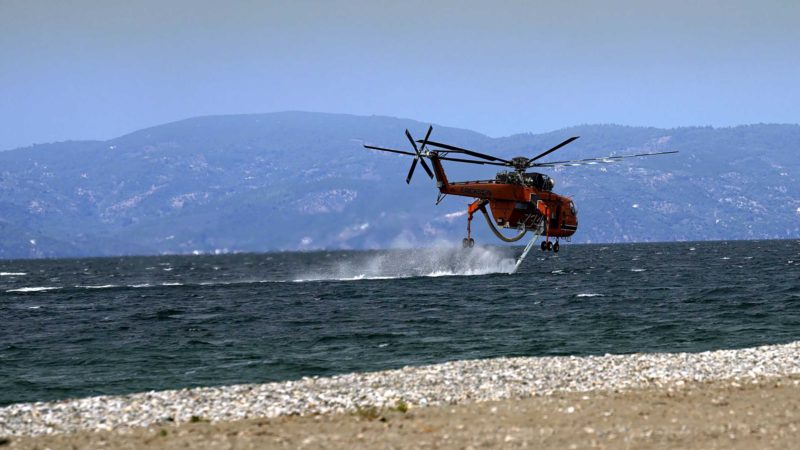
[0,272,27,276]
[294,245,519,282]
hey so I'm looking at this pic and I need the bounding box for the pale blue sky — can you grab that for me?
[1,0,798,150]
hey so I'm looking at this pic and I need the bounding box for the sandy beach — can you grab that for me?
[4,375,799,449]
[3,342,800,448]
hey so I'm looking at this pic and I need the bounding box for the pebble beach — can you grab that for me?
[3,341,800,438]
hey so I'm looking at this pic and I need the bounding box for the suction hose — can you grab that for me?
[479,207,528,242]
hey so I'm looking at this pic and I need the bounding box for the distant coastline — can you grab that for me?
[1,113,798,259]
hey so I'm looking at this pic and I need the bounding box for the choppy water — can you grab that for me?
[1,240,799,406]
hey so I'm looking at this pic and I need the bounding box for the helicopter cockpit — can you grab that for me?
[523,172,555,191]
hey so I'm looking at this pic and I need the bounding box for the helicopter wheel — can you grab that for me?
[468,238,475,248]
[462,238,469,248]
[541,241,548,251]
[546,241,553,251]
[553,241,560,253]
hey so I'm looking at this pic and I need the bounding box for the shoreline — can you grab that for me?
[3,341,800,439]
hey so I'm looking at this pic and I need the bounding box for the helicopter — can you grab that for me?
[364,126,676,252]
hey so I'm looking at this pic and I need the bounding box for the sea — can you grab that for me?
[1,240,799,406]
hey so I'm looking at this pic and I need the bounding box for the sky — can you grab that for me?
[1,0,799,150]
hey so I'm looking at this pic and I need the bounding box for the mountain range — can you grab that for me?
[1,112,799,259]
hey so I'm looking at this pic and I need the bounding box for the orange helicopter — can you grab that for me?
[364,126,676,252]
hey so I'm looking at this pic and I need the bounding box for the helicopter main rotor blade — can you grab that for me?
[363,144,417,156]
[417,126,435,179]
[533,150,679,167]
[527,136,580,165]
[418,140,511,164]
[436,155,508,166]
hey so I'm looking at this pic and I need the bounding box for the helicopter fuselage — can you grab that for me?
[429,153,577,238]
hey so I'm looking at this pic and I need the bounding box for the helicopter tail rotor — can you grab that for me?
[404,128,434,184]
[363,127,436,184]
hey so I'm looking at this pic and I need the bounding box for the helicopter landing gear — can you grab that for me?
[463,210,475,249]
[463,199,487,249]
[541,238,559,252]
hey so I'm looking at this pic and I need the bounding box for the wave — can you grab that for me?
[3,246,520,291]
[6,286,60,293]
[6,280,285,294]
[576,293,605,298]
[0,272,27,276]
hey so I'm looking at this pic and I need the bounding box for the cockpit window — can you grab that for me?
[570,201,577,215]
[522,172,553,191]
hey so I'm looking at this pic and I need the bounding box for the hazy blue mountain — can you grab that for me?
[1,112,798,259]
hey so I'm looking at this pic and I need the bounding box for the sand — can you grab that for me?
[5,375,800,449]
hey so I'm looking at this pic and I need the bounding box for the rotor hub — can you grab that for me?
[511,156,529,172]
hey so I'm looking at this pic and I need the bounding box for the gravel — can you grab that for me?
[2,341,800,437]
